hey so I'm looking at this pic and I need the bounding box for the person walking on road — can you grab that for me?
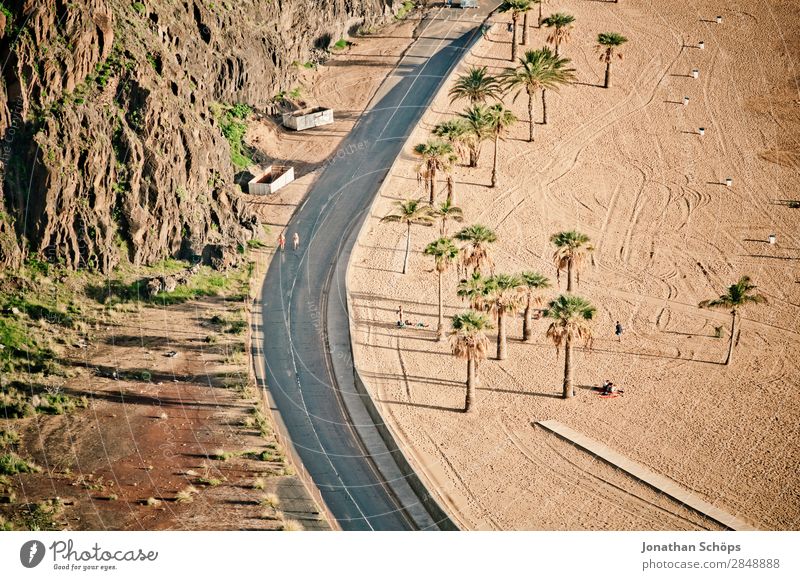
[292,232,300,251]
[615,321,623,342]
[278,232,286,251]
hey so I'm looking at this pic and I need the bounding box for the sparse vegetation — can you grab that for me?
[395,1,415,20]
[0,453,39,475]
[0,427,20,448]
[260,492,280,509]
[213,102,254,170]
[176,485,199,503]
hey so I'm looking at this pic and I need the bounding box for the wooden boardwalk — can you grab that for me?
[535,420,758,531]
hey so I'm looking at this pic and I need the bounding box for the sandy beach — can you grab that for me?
[348,0,800,530]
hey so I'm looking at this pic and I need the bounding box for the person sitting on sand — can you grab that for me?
[602,380,615,395]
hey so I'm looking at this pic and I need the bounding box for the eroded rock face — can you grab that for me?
[0,0,395,271]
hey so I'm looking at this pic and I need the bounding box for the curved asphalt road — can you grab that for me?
[258,6,496,531]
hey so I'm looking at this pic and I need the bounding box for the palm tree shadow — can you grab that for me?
[573,81,603,88]
[584,346,723,365]
[379,399,462,413]
[478,386,561,398]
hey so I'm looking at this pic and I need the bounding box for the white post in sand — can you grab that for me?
[768,234,777,245]
[698,40,705,49]
[725,177,733,187]
[698,127,705,136]
[683,96,690,106]
[692,68,700,79]
[716,15,723,24]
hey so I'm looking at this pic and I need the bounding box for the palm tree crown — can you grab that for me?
[432,199,464,235]
[449,66,503,104]
[455,224,498,275]
[501,48,576,140]
[424,236,460,274]
[542,12,575,56]
[433,119,470,165]
[457,271,490,311]
[381,198,434,274]
[550,230,594,290]
[699,276,767,311]
[450,310,492,412]
[413,139,456,204]
[545,294,595,398]
[484,273,526,359]
[498,0,534,61]
[458,104,494,167]
[597,32,628,88]
[698,275,766,365]
[486,103,517,188]
[521,271,551,342]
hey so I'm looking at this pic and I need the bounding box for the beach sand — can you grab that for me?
[348,0,800,530]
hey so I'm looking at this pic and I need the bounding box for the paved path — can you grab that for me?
[256,5,496,531]
[536,420,758,531]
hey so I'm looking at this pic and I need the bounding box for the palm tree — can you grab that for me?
[433,119,470,167]
[486,104,517,188]
[596,32,628,89]
[545,294,595,399]
[432,199,464,235]
[551,230,594,292]
[449,66,502,105]
[381,198,434,274]
[424,237,460,341]
[458,104,493,168]
[542,12,575,57]
[484,274,526,360]
[457,271,490,311]
[501,48,576,140]
[523,0,541,44]
[414,140,456,204]
[455,224,497,276]
[699,276,767,366]
[499,0,533,62]
[450,311,492,413]
[521,271,550,342]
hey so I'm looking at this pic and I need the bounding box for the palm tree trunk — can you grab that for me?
[563,335,574,398]
[429,166,436,204]
[523,293,533,342]
[725,310,738,365]
[464,358,476,412]
[522,13,528,45]
[566,258,573,291]
[402,222,411,274]
[541,88,548,125]
[437,271,444,341]
[469,146,478,168]
[497,310,507,360]
[511,14,518,61]
[446,175,454,204]
[527,88,535,142]
[491,131,499,188]
[604,60,612,89]
[538,3,543,27]
[555,41,560,57]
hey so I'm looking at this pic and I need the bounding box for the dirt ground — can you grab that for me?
[348,0,800,530]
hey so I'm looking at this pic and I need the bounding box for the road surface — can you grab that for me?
[258,5,496,531]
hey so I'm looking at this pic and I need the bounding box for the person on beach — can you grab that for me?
[397,305,404,325]
[278,232,286,251]
[602,380,615,395]
[615,321,623,341]
[292,232,300,250]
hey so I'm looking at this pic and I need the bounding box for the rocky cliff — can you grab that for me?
[0,0,397,271]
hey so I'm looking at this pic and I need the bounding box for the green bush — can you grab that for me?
[0,428,20,448]
[0,453,39,475]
